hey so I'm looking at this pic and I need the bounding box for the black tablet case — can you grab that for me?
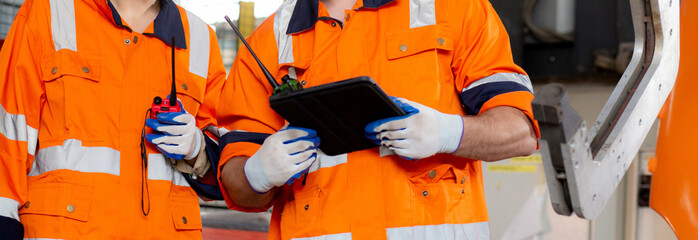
[269,76,406,156]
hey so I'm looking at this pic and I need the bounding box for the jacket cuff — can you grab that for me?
[174,130,211,177]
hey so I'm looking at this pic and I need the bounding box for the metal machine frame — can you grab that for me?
[533,0,679,219]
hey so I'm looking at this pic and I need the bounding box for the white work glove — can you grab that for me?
[145,101,202,160]
[244,126,320,193]
[365,97,464,160]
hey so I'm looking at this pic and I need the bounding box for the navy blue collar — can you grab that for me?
[107,0,187,49]
[287,0,395,34]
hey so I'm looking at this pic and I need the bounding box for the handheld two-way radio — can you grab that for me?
[223,16,302,95]
[151,37,182,118]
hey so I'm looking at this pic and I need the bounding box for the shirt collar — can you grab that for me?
[286,0,395,34]
[101,0,187,49]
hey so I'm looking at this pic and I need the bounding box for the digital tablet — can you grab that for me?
[269,76,406,156]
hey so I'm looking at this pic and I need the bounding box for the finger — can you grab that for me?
[306,136,321,147]
[153,124,188,136]
[287,136,320,148]
[286,126,317,135]
[289,149,316,164]
[157,112,189,125]
[381,138,408,150]
[145,133,168,144]
[281,129,318,144]
[146,119,170,132]
[155,143,186,155]
[148,134,189,147]
[393,97,420,114]
[367,117,409,133]
[157,134,190,146]
[284,126,317,137]
[377,129,408,141]
[171,112,195,124]
[285,140,317,155]
[364,97,419,134]
[293,152,317,169]
[154,144,186,160]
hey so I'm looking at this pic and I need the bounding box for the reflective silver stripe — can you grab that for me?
[409,0,436,28]
[147,153,190,187]
[203,125,220,144]
[291,232,352,240]
[0,104,38,156]
[288,67,297,79]
[274,0,296,64]
[186,10,210,79]
[0,197,20,221]
[217,127,231,137]
[308,150,347,173]
[49,0,76,51]
[205,125,221,138]
[386,222,490,240]
[462,73,533,93]
[30,139,120,176]
[24,239,64,240]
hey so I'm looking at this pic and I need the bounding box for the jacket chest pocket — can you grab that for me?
[41,50,104,142]
[382,25,454,98]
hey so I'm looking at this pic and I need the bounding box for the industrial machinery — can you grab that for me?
[533,0,696,238]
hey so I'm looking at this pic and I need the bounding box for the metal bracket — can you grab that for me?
[533,0,679,219]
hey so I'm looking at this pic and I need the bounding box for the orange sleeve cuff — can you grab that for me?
[479,91,541,139]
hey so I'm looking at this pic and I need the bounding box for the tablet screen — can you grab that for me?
[269,76,405,155]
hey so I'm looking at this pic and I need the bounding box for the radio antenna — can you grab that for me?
[224,15,280,89]
[169,37,177,106]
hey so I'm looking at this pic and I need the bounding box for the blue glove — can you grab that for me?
[365,97,464,160]
[146,101,202,160]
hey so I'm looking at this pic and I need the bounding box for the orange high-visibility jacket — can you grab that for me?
[216,0,539,239]
[0,0,225,238]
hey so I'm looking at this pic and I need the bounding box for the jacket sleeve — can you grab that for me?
[194,25,226,132]
[0,4,44,234]
[182,25,227,200]
[449,0,539,137]
[215,17,285,212]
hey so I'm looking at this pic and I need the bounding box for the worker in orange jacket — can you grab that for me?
[0,0,225,238]
[215,0,539,239]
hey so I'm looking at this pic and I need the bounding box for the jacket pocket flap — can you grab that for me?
[20,182,93,222]
[41,49,102,82]
[386,25,454,60]
[409,164,466,184]
[170,196,202,230]
[175,73,204,104]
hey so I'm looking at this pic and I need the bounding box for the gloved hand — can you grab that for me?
[145,101,202,160]
[365,97,464,160]
[244,126,320,193]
